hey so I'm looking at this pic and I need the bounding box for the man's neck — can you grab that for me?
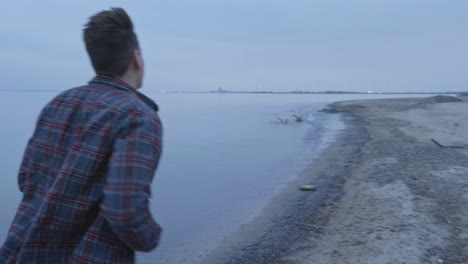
[117,73,139,89]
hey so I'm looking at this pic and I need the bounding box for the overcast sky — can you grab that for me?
[1,0,467,93]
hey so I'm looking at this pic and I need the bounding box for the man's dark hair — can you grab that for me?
[84,8,139,77]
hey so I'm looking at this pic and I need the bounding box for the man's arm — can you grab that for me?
[101,110,162,252]
[18,139,32,193]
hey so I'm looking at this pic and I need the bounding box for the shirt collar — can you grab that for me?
[89,75,159,112]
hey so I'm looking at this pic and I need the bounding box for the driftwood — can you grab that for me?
[431,139,465,149]
[292,114,303,122]
[272,113,305,124]
[275,114,289,124]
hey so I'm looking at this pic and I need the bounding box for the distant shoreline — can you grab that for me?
[0,89,63,92]
[152,90,461,95]
[1,89,462,95]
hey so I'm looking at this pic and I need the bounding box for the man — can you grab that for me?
[0,8,162,263]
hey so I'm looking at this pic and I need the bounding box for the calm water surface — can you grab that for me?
[0,92,432,263]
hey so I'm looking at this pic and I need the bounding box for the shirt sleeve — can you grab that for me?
[18,140,32,193]
[101,110,163,252]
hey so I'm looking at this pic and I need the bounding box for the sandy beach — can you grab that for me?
[201,95,468,264]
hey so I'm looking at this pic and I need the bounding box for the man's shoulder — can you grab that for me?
[56,84,157,117]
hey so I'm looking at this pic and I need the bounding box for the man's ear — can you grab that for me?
[134,49,143,69]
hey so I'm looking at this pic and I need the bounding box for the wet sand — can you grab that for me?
[200,95,468,264]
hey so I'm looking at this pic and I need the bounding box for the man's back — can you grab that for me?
[0,76,162,263]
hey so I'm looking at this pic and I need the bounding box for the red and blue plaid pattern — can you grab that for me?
[0,76,162,263]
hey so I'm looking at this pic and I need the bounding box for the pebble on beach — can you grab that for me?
[300,185,317,191]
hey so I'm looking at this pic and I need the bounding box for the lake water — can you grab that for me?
[0,92,432,263]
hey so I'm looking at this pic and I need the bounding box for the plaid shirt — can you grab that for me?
[0,76,163,263]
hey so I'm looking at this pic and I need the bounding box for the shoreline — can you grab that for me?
[200,95,468,264]
[199,104,368,264]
